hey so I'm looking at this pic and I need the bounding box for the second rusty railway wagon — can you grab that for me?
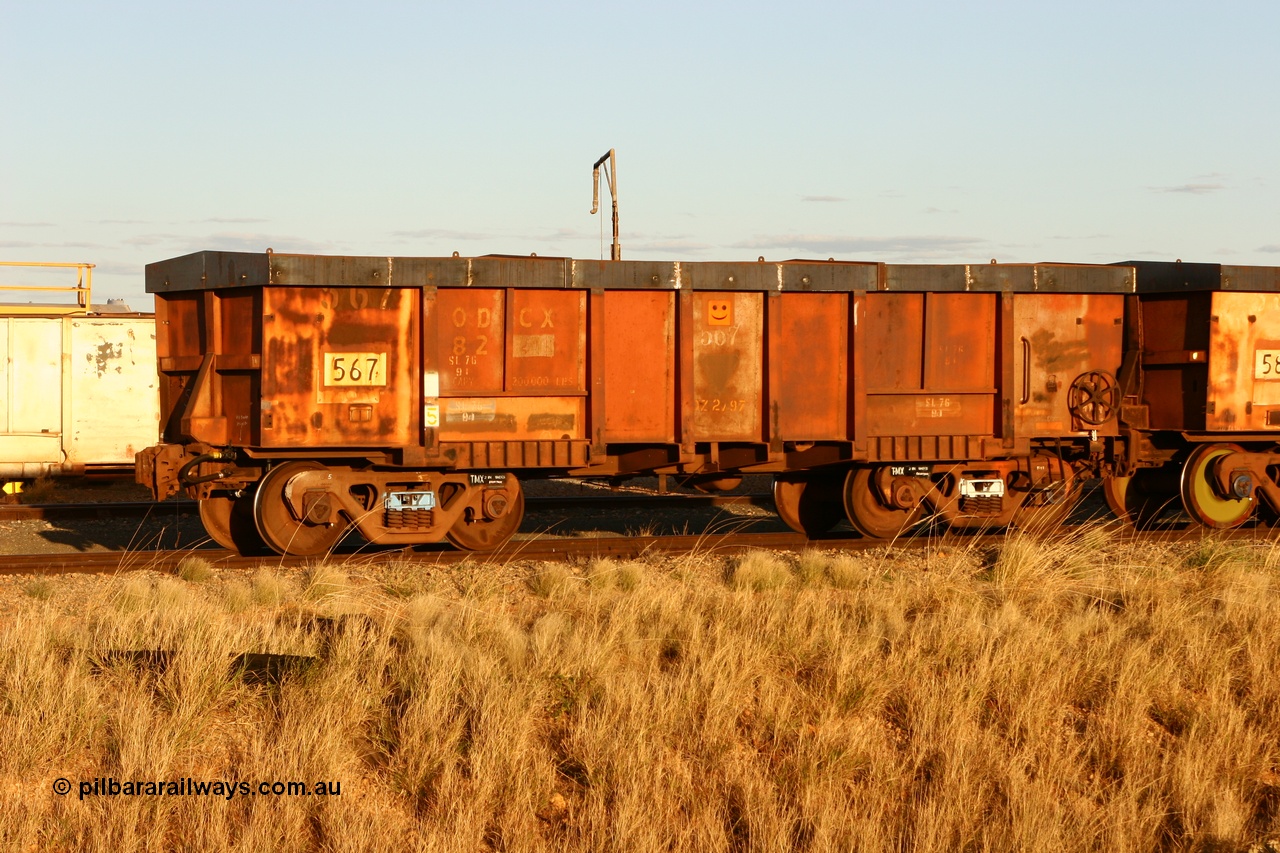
[1107,261,1280,530]
[136,250,1134,555]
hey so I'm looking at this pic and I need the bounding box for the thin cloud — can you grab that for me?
[1259,245,1280,254]
[98,219,149,225]
[801,195,846,203]
[124,231,332,254]
[1151,183,1226,195]
[390,228,495,242]
[730,234,985,257]
[197,233,333,254]
[541,227,592,241]
[0,240,37,248]
[200,217,270,224]
[629,239,715,254]
[0,221,54,228]
[123,233,182,247]
[93,261,144,276]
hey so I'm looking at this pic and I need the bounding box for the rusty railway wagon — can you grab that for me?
[1107,261,1280,530]
[135,250,1141,555]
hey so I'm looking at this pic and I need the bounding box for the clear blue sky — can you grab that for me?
[3,0,1277,307]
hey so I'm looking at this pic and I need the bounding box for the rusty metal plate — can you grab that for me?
[469,256,569,289]
[859,293,997,438]
[431,289,506,395]
[268,255,389,288]
[881,263,1133,293]
[863,293,924,390]
[691,291,762,441]
[438,397,585,441]
[864,394,994,437]
[1139,293,1211,429]
[146,251,271,293]
[923,293,995,392]
[1129,261,1280,293]
[603,291,674,442]
[1013,294,1124,436]
[1208,291,1280,430]
[881,265,971,292]
[572,259,678,290]
[1222,266,1280,291]
[260,286,418,447]
[505,290,586,394]
[155,293,201,360]
[687,263,774,291]
[769,293,846,439]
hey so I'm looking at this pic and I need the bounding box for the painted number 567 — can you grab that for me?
[324,352,386,386]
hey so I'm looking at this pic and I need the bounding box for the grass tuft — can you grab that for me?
[19,473,57,504]
[175,555,215,583]
[726,549,791,591]
[21,577,54,601]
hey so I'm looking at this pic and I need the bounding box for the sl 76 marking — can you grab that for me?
[324,352,386,386]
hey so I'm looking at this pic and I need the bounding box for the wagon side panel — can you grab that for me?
[66,316,160,466]
[860,292,996,454]
[1207,291,1280,431]
[260,286,419,448]
[601,290,675,442]
[1012,293,1125,436]
[767,292,846,441]
[1138,293,1210,430]
[0,318,62,465]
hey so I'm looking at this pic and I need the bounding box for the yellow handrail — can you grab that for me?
[0,261,94,313]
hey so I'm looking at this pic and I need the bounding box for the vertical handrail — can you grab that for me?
[1020,337,1031,404]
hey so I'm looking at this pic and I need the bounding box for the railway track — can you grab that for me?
[0,492,773,523]
[0,521,1251,578]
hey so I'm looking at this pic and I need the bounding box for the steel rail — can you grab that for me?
[0,522,1256,578]
[0,492,774,522]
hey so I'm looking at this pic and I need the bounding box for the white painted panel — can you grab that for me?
[1,317,63,465]
[8,318,62,434]
[66,317,159,465]
[0,320,7,433]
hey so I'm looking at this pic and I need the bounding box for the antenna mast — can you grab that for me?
[590,149,620,261]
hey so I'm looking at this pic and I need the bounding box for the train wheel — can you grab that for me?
[772,473,844,536]
[843,468,923,539]
[1181,444,1254,530]
[1103,468,1178,527]
[253,462,350,556]
[686,475,744,493]
[199,491,269,555]
[1012,463,1080,530]
[1102,474,1136,524]
[445,479,525,552]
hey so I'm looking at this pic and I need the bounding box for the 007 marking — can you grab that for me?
[324,352,386,386]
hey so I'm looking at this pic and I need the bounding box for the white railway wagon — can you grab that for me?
[0,262,158,492]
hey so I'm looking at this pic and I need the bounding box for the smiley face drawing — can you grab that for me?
[707,299,732,326]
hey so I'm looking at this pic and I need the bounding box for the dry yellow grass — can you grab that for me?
[1,533,1279,851]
